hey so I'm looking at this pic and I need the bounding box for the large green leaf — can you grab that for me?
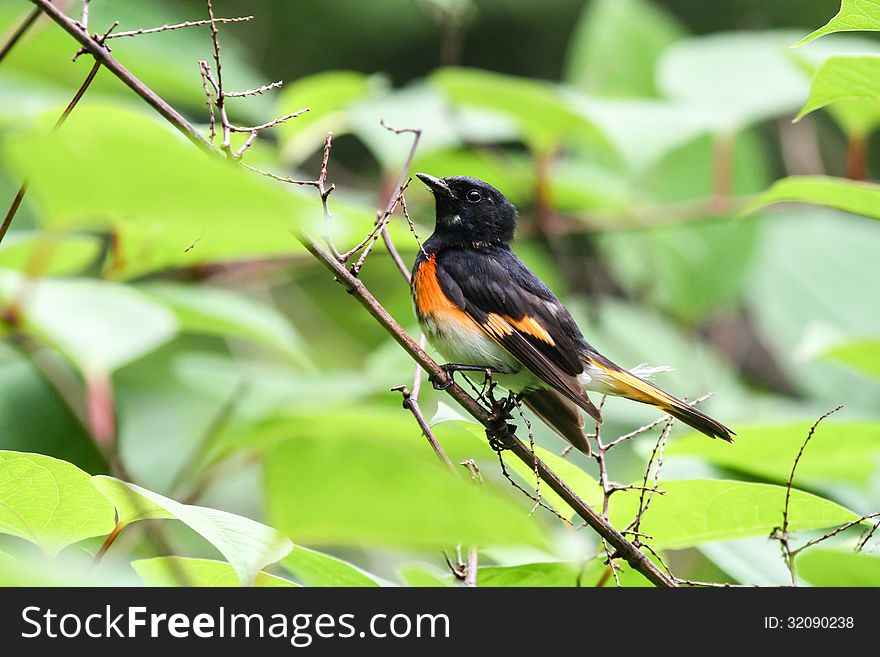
[432,67,613,154]
[0,345,105,472]
[745,208,880,408]
[0,451,115,556]
[600,217,759,324]
[1,104,312,235]
[699,537,794,586]
[565,0,685,97]
[397,565,452,587]
[0,232,101,276]
[276,71,377,164]
[609,479,860,549]
[280,546,381,587]
[657,31,808,128]
[140,282,312,369]
[743,176,880,220]
[264,434,546,550]
[566,96,719,174]
[797,55,880,122]
[797,0,880,46]
[93,475,293,585]
[132,556,297,588]
[796,548,880,586]
[670,422,880,486]
[822,339,880,379]
[0,270,177,373]
[477,561,582,587]
[348,81,516,170]
[792,35,880,137]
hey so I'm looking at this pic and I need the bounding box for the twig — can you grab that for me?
[31,4,677,586]
[0,5,41,63]
[105,16,252,40]
[392,384,455,472]
[465,545,479,588]
[0,59,102,245]
[375,120,422,279]
[224,80,283,97]
[773,405,843,586]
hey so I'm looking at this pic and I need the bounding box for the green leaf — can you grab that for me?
[0,270,177,373]
[565,0,685,97]
[657,31,808,128]
[398,565,452,587]
[432,67,613,154]
[264,434,546,550]
[477,562,582,587]
[791,36,880,137]
[349,81,516,170]
[699,537,794,586]
[0,345,105,472]
[93,476,292,585]
[609,479,860,549]
[743,175,880,220]
[600,217,759,324]
[132,557,297,588]
[822,339,880,379]
[796,0,880,46]
[796,548,880,586]
[670,422,880,486]
[797,55,880,122]
[502,444,604,522]
[429,403,603,520]
[0,232,101,276]
[0,104,312,235]
[140,283,312,369]
[0,451,115,556]
[280,546,381,587]
[276,71,377,164]
[566,96,719,174]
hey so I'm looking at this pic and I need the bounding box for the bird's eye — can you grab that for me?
[466,189,482,203]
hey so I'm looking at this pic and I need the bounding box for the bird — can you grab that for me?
[411,173,733,455]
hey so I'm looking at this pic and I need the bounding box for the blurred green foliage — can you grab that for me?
[0,0,878,588]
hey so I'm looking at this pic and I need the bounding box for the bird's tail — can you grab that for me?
[582,352,734,442]
[521,388,592,455]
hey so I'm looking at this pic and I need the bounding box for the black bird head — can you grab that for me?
[416,173,518,246]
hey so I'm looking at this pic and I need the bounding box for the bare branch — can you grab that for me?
[773,405,844,586]
[1,60,102,245]
[0,5,41,63]
[224,80,283,97]
[105,16,253,40]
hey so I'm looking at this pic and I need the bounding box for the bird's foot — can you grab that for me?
[431,363,501,391]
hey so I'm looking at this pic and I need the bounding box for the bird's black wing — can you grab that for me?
[435,246,600,421]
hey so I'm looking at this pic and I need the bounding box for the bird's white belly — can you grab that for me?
[420,314,543,391]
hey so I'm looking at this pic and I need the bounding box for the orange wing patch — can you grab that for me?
[504,315,555,345]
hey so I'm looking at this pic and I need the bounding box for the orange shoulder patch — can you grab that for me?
[413,255,469,322]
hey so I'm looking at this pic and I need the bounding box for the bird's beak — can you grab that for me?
[416,173,454,199]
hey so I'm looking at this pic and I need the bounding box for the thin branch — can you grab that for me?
[793,512,880,556]
[0,5,41,63]
[224,80,283,97]
[773,405,844,586]
[0,59,101,245]
[392,384,455,471]
[104,16,252,40]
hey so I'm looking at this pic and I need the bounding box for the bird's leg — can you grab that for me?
[431,363,502,391]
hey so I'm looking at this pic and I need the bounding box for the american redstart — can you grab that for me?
[412,173,733,454]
